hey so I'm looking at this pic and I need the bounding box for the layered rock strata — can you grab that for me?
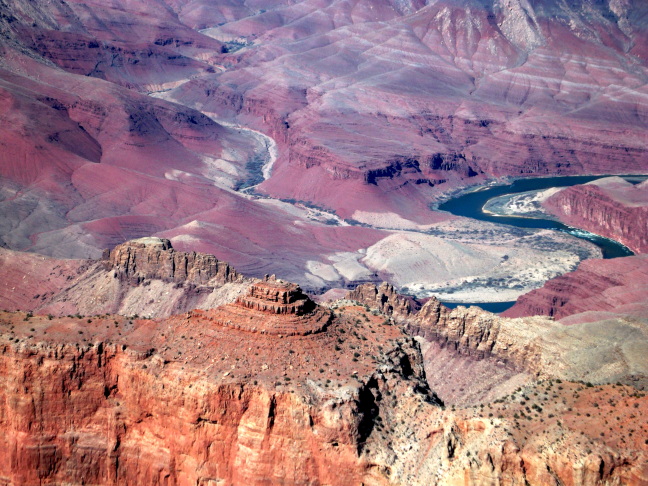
[0,239,250,318]
[346,284,648,388]
[0,291,448,484]
[201,278,330,336]
[504,254,648,321]
[237,277,315,315]
[2,0,648,289]
[543,177,648,254]
[346,282,419,321]
[0,299,646,484]
[106,237,241,286]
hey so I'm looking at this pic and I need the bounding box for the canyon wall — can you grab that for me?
[348,283,648,388]
[345,282,419,322]
[106,237,242,286]
[504,254,648,321]
[0,285,645,485]
[543,177,648,254]
[0,238,252,318]
[2,0,648,289]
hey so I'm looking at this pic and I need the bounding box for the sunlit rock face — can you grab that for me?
[0,0,647,289]
[172,0,648,212]
[543,177,648,255]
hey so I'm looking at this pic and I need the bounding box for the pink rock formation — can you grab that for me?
[236,278,315,316]
[346,282,648,390]
[0,239,250,318]
[543,177,648,254]
[345,282,420,321]
[0,299,645,485]
[172,0,648,222]
[0,285,446,485]
[504,255,648,322]
[204,277,330,336]
[107,237,241,286]
[2,0,647,293]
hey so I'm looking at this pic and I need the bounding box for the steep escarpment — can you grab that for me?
[346,282,420,322]
[504,255,648,321]
[543,177,648,254]
[2,0,647,291]
[0,238,251,318]
[408,296,648,388]
[0,0,224,91]
[347,283,648,389]
[0,281,447,485]
[0,284,646,485]
[106,237,241,286]
[172,0,648,223]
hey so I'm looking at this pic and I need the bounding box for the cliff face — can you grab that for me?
[0,295,646,485]
[504,254,648,321]
[406,297,549,370]
[0,278,454,486]
[3,0,648,289]
[543,177,648,254]
[347,284,648,389]
[106,237,241,286]
[345,282,419,321]
[0,238,251,319]
[348,283,538,367]
[0,341,369,485]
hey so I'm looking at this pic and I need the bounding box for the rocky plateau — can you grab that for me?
[0,240,646,485]
[1,0,648,483]
[0,237,251,318]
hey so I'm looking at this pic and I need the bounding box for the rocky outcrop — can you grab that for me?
[106,237,241,286]
[343,280,648,389]
[0,240,251,319]
[345,282,419,321]
[204,277,330,336]
[504,254,648,321]
[543,177,648,254]
[3,0,648,290]
[0,288,448,485]
[405,295,648,388]
[237,277,315,315]
[406,297,539,366]
[0,302,646,485]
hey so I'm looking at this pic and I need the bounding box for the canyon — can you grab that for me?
[0,0,647,296]
[0,239,646,485]
[1,0,648,483]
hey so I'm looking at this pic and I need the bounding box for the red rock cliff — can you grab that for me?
[543,177,648,254]
[1,305,646,485]
[107,237,241,286]
[503,254,648,321]
[0,280,446,485]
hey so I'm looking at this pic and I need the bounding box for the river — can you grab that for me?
[437,175,645,312]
